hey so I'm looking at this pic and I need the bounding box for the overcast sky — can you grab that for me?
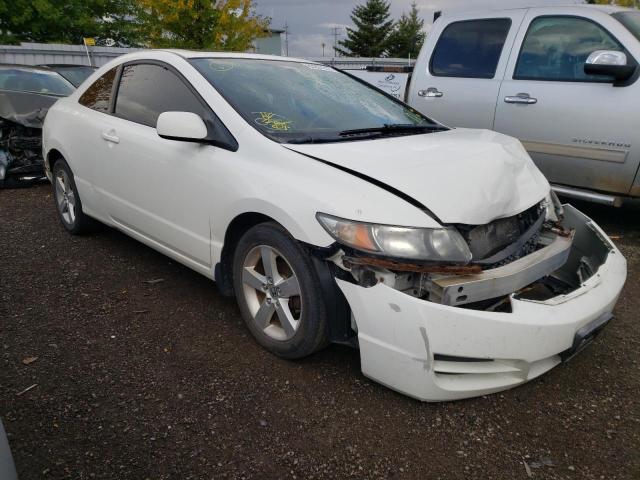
[254,0,585,57]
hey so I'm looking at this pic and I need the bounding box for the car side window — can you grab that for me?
[114,63,207,128]
[430,19,512,79]
[78,67,117,113]
[514,16,623,82]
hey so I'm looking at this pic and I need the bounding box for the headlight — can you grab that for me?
[544,190,563,222]
[316,213,472,263]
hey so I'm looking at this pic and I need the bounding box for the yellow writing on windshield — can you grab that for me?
[254,112,293,131]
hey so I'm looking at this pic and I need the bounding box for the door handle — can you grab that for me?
[101,131,120,144]
[418,87,444,98]
[504,93,537,105]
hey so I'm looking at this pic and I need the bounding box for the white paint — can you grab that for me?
[156,112,208,140]
[287,128,550,225]
[42,51,626,402]
[337,207,627,401]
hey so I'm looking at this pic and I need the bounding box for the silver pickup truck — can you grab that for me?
[404,5,640,206]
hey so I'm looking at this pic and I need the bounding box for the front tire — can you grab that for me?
[52,159,92,235]
[232,222,329,359]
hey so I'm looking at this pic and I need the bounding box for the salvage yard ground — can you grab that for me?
[1,185,639,480]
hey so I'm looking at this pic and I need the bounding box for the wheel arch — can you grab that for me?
[215,212,278,297]
[214,211,355,348]
[46,148,65,179]
[213,199,334,295]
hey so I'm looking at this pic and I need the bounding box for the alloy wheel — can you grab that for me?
[241,245,302,341]
[54,168,76,226]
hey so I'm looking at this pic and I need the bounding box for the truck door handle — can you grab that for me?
[504,93,537,105]
[418,88,444,98]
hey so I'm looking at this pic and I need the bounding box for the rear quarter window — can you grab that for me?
[78,67,117,113]
[430,18,512,79]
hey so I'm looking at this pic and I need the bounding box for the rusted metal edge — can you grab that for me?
[546,222,573,238]
[342,256,482,274]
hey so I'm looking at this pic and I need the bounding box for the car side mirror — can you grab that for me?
[584,50,636,84]
[156,111,208,142]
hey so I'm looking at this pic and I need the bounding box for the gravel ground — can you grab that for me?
[1,185,639,480]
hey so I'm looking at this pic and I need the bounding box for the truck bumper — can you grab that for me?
[336,205,627,401]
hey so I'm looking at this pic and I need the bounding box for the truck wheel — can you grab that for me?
[232,222,329,359]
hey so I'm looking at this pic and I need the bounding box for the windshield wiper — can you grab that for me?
[286,124,447,144]
[285,135,342,144]
[338,123,446,137]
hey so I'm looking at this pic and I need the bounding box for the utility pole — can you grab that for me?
[322,42,326,57]
[331,27,341,57]
[284,21,289,56]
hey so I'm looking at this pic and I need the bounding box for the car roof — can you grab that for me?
[0,63,60,72]
[39,64,95,69]
[162,50,318,64]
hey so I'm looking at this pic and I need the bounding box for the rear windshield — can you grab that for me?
[613,11,640,42]
[53,66,95,87]
[0,68,75,96]
[190,58,438,143]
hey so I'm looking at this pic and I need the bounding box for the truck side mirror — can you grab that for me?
[584,50,636,84]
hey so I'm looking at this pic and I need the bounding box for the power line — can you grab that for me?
[331,27,341,56]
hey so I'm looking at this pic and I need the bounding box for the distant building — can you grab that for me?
[251,29,284,56]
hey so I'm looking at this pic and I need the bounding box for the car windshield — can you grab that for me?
[613,11,640,42]
[0,68,75,96]
[52,66,95,87]
[190,58,443,143]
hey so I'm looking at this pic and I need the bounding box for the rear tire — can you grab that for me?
[52,159,93,235]
[232,222,329,359]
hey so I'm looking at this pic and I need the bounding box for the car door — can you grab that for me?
[407,10,525,129]
[494,9,640,195]
[96,62,220,272]
[69,66,119,218]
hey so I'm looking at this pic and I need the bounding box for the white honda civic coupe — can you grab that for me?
[43,51,627,401]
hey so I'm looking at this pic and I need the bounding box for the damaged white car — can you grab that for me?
[42,51,627,401]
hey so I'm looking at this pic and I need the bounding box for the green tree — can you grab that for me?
[586,0,637,6]
[138,0,269,50]
[0,0,143,46]
[138,0,221,49]
[386,2,425,59]
[336,0,393,57]
[213,0,270,51]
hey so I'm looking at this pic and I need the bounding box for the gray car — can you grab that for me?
[0,420,18,480]
[406,5,640,206]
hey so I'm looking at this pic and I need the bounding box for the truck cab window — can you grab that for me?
[430,19,512,79]
[613,11,640,42]
[514,16,623,82]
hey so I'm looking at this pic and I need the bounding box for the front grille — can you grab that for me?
[455,202,544,267]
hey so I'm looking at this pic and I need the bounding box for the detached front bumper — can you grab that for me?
[336,205,627,401]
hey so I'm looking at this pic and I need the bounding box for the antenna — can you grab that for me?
[284,21,289,56]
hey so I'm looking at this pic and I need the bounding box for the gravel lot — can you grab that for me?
[1,184,639,480]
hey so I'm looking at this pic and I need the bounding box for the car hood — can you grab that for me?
[285,128,550,225]
[0,90,62,129]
